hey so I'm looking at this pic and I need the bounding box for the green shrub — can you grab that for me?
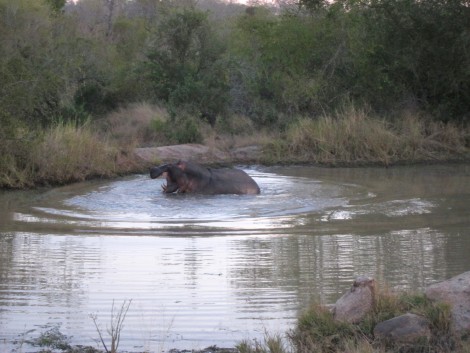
[164,115,203,144]
[144,7,230,123]
[291,305,360,353]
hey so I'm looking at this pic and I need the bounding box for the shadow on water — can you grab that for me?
[0,164,469,351]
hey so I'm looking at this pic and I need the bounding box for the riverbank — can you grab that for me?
[134,143,470,168]
[136,107,470,167]
[1,109,469,190]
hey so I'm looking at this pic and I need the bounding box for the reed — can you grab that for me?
[1,102,468,189]
[91,299,132,353]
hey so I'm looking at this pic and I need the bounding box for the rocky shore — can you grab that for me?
[328,271,470,345]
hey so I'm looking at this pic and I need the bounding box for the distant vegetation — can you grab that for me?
[1,0,469,188]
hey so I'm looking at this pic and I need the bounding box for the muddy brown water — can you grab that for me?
[1,164,469,352]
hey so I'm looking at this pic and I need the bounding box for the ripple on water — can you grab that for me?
[11,169,438,235]
[13,170,355,235]
[2,165,470,352]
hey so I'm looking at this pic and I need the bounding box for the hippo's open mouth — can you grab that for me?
[162,174,179,193]
[150,166,180,193]
[150,161,260,195]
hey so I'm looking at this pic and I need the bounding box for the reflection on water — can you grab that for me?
[0,164,469,351]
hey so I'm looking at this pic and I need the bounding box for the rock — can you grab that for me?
[374,313,431,344]
[135,144,230,164]
[230,145,262,163]
[134,144,262,165]
[333,276,376,323]
[425,271,470,335]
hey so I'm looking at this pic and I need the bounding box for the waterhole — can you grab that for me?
[1,164,469,351]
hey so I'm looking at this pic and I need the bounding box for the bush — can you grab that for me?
[164,114,203,144]
[0,136,35,189]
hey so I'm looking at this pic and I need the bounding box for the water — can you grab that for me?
[1,164,469,352]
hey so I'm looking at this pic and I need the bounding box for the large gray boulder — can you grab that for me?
[374,313,431,344]
[134,144,262,165]
[135,144,230,164]
[333,276,376,323]
[425,271,470,335]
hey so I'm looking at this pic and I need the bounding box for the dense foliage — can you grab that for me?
[1,0,469,131]
[0,0,469,186]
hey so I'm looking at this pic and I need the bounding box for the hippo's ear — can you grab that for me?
[150,164,171,179]
[175,160,186,171]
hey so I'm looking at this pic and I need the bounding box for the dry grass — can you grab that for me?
[102,102,169,146]
[31,121,142,185]
[31,121,120,183]
[282,105,469,165]
[0,120,143,188]
[395,112,468,160]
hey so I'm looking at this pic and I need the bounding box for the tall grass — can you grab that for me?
[0,120,142,188]
[32,121,119,183]
[280,106,469,165]
[103,103,169,146]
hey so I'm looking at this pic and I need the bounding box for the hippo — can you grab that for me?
[150,160,260,195]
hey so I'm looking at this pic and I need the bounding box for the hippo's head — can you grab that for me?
[150,161,207,193]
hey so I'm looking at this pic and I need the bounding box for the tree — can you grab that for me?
[0,0,60,128]
[229,6,353,125]
[350,0,470,120]
[145,7,229,125]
